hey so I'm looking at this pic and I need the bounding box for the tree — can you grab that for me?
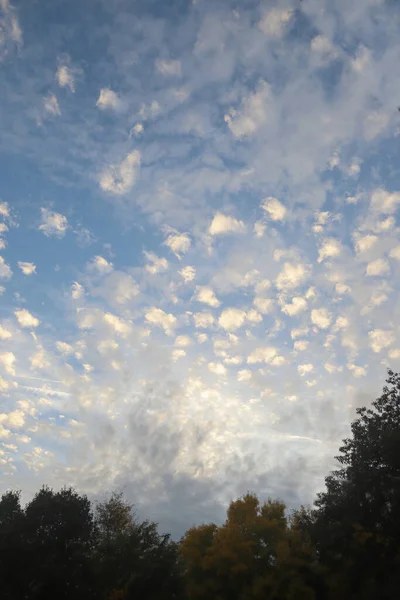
[0,490,26,600]
[180,492,320,600]
[93,492,184,600]
[314,370,400,599]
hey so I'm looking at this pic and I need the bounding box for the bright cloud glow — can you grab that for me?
[39,208,69,238]
[209,213,245,235]
[96,88,120,110]
[261,197,287,221]
[18,261,36,275]
[14,309,39,328]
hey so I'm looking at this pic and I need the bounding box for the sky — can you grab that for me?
[1,0,400,539]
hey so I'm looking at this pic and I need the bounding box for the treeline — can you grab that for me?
[1,371,400,600]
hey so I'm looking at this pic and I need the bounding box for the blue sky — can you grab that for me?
[1,0,400,538]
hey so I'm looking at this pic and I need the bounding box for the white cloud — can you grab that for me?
[281,296,307,317]
[224,81,270,138]
[175,335,191,347]
[218,308,246,331]
[99,150,141,195]
[246,309,262,324]
[43,94,61,116]
[369,329,395,353]
[103,313,131,336]
[298,363,314,377]
[179,266,195,283]
[311,308,332,330]
[0,326,11,340]
[14,309,39,328]
[0,256,12,279]
[353,233,377,253]
[389,246,400,261]
[72,282,84,300]
[193,312,214,329]
[209,213,245,235]
[56,341,73,355]
[145,307,176,336]
[348,364,367,378]
[318,238,341,263]
[311,34,337,57]
[96,88,121,110]
[0,202,10,218]
[195,286,220,308]
[388,349,400,360]
[39,208,68,238]
[294,340,309,351]
[4,410,25,429]
[276,262,308,291]
[87,255,113,274]
[247,347,278,365]
[0,351,15,375]
[291,327,309,339]
[208,362,226,376]
[56,65,75,92]
[370,188,400,214]
[261,197,286,221]
[254,222,266,238]
[30,349,49,370]
[259,8,293,37]
[237,369,252,382]
[144,252,168,275]
[165,233,191,258]
[18,261,36,275]
[253,297,273,314]
[156,58,181,76]
[366,258,389,277]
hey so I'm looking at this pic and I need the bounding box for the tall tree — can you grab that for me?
[315,370,400,599]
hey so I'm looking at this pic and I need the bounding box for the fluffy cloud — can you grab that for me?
[389,246,400,261]
[0,256,12,279]
[224,81,270,138]
[369,329,395,353]
[276,262,308,291]
[193,312,214,329]
[56,64,75,92]
[145,252,168,275]
[259,8,293,37]
[14,309,39,328]
[253,297,273,314]
[18,261,36,275]
[179,266,195,283]
[145,308,177,335]
[370,188,400,214]
[0,351,15,375]
[261,197,286,221]
[0,326,12,340]
[353,233,377,254]
[281,297,307,317]
[39,208,68,238]
[311,308,332,330]
[208,362,226,376]
[165,233,191,258]
[99,150,141,195]
[366,258,390,277]
[209,213,245,235]
[247,347,278,364]
[96,88,120,110]
[298,364,314,377]
[195,286,220,308]
[318,238,342,263]
[218,308,246,331]
[87,255,113,274]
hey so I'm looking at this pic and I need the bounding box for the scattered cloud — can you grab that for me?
[96,88,121,111]
[261,197,287,221]
[39,208,68,238]
[18,261,36,275]
[14,309,39,328]
[209,213,245,236]
[156,58,181,76]
[224,81,270,138]
[195,286,220,308]
[99,151,141,195]
[259,8,293,37]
